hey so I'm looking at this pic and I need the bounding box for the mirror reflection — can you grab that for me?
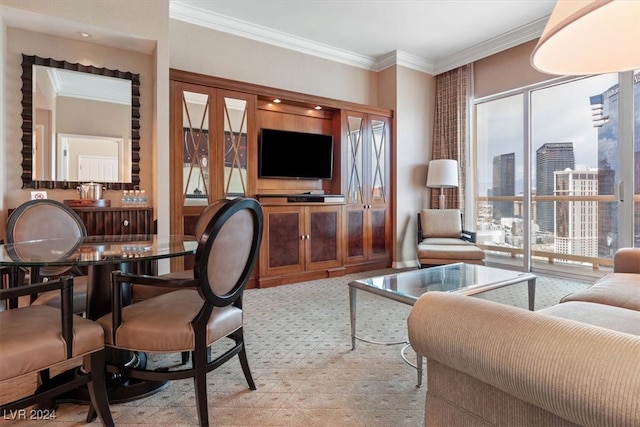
[33,66,132,183]
[21,55,140,190]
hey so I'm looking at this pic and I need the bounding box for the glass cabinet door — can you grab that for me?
[369,117,388,205]
[222,96,248,197]
[181,90,211,206]
[345,112,365,204]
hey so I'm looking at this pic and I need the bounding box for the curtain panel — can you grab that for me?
[431,65,469,210]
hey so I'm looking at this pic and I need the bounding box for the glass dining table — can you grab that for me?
[0,234,198,403]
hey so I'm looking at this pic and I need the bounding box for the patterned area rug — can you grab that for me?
[0,268,591,426]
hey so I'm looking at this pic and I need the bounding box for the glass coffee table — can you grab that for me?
[348,262,536,386]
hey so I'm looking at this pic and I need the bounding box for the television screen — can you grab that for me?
[259,128,333,179]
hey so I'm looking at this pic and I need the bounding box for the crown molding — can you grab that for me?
[169,1,375,70]
[432,17,548,75]
[375,50,435,74]
[170,1,547,76]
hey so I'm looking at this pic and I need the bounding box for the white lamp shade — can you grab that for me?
[426,159,458,188]
[531,0,640,75]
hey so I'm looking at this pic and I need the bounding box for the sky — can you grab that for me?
[475,73,620,196]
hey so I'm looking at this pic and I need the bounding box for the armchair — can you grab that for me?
[417,209,484,267]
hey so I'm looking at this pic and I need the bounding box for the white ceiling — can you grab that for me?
[170,0,557,74]
[2,1,557,75]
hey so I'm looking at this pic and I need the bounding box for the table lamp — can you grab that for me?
[426,159,458,209]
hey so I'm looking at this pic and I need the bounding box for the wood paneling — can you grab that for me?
[72,207,153,236]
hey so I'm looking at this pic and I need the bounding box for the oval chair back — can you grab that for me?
[6,199,87,278]
[194,197,262,309]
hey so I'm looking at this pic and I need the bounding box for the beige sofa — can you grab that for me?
[407,248,640,427]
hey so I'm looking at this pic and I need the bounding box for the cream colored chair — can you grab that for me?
[417,209,484,267]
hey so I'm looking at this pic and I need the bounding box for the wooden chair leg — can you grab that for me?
[192,347,209,427]
[85,351,114,426]
[181,351,189,365]
[235,329,256,390]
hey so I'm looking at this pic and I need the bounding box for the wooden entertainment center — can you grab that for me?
[169,70,393,287]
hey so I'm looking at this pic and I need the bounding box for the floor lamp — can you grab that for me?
[426,159,458,209]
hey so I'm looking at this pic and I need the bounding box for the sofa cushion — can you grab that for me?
[540,301,640,336]
[560,273,640,311]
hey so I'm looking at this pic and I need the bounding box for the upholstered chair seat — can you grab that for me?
[0,277,113,425]
[99,289,242,353]
[1,303,103,381]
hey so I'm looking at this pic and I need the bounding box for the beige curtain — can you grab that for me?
[430,65,468,210]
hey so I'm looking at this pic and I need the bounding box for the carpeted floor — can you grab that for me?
[0,268,591,426]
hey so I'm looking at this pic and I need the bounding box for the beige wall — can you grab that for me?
[3,27,154,207]
[0,0,169,243]
[393,66,435,267]
[169,20,379,106]
[474,39,555,98]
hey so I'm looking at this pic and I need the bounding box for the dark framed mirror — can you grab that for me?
[21,54,140,190]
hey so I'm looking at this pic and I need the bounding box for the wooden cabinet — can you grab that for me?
[169,70,393,286]
[343,112,391,268]
[259,204,343,284]
[71,207,154,236]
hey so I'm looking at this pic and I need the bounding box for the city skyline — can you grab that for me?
[476,73,619,196]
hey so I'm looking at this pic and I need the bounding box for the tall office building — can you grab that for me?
[536,143,575,232]
[492,153,515,221]
[554,169,598,258]
[593,82,619,258]
[593,72,640,256]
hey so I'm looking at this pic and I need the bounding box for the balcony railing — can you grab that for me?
[475,193,631,275]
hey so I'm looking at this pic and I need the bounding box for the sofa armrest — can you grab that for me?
[613,247,640,273]
[407,292,640,427]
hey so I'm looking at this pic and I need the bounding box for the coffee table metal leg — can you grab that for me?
[349,285,357,350]
[528,278,536,311]
[417,353,423,387]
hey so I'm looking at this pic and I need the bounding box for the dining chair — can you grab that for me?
[0,276,113,426]
[97,197,263,426]
[6,199,89,312]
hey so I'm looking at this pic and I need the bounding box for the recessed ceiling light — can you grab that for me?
[314,106,322,110]
[78,32,92,38]
[273,99,281,103]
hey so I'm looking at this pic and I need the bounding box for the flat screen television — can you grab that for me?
[259,128,333,179]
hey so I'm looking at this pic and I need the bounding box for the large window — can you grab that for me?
[474,71,638,275]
